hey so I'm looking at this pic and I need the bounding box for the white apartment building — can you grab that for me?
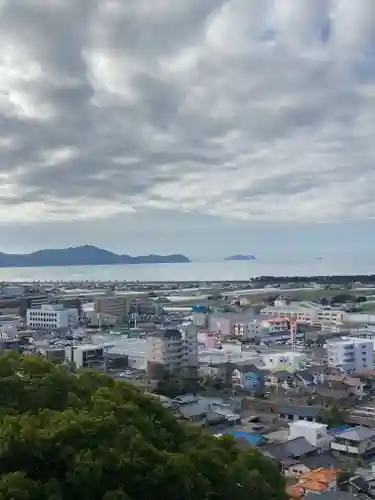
[261,351,306,373]
[326,338,374,373]
[289,421,330,449]
[146,325,198,376]
[26,304,79,331]
[261,299,347,326]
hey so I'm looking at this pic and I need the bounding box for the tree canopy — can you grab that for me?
[320,404,347,427]
[0,352,287,500]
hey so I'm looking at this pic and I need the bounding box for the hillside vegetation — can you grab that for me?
[0,352,287,500]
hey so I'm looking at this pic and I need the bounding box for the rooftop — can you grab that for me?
[335,426,375,441]
[290,420,327,430]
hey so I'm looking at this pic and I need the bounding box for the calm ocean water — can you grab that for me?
[0,256,375,282]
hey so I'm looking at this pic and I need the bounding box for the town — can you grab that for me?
[3,277,375,500]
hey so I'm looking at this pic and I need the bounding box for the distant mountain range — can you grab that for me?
[0,246,190,268]
[224,254,257,261]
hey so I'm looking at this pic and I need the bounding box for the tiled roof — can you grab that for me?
[336,426,375,441]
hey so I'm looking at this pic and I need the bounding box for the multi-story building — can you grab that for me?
[289,420,330,449]
[65,344,104,369]
[326,339,374,373]
[26,304,79,331]
[261,299,347,327]
[208,311,264,338]
[261,350,306,373]
[330,426,375,456]
[94,293,131,321]
[260,317,292,332]
[20,294,51,318]
[192,311,208,328]
[146,325,198,378]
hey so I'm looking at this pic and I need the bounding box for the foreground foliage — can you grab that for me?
[0,352,287,500]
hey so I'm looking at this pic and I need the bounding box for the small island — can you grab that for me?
[224,254,257,261]
[0,245,190,268]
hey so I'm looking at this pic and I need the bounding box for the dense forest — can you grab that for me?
[0,352,287,500]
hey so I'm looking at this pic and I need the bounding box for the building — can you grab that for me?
[26,304,79,331]
[289,421,330,449]
[326,339,374,373]
[94,293,131,321]
[0,285,25,297]
[82,307,117,327]
[231,363,266,391]
[20,294,51,317]
[56,297,82,317]
[197,330,218,349]
[66,344,105,369]
[330,426,375,456]
[261,300,319,324]
[182,323,199,369]
[277,404,321,422]
[261,351,307,373]
[261,299,347,327]
[208,311,266,338]
[261,317,294,333]
[192,311,208,328]
[0,314,22,328]
[146,326,198,378]
[287,468,338,498]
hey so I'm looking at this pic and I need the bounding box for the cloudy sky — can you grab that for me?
[1,0,375,259]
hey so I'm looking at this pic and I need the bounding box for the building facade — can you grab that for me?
[20,294,51,318]
[66,344,105,369]
[26,304,79,330]
[326,339,374,373]
[261,351,306,372]
[208,312,264,338]
[261,299,347,327]
[146,326,198,378]
[94,294,131,320]
[289,420,329,449]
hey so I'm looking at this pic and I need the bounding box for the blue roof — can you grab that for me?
[328,425,353,435]
[226,430,264,445]
[192,305,207,311]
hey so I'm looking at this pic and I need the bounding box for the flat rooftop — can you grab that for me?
[290,420,327,429]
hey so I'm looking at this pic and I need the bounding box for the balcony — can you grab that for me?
[331,441,359,454]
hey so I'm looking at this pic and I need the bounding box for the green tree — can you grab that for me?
[0,352,287,500]
[320,404,347,426]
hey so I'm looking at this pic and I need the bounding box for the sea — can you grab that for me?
[1,255,375,282]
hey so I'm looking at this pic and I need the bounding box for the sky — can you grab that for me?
[1,0,375,260]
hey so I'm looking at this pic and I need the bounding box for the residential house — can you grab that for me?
[325,374,366,399]
[289,420,331,449]
[265,371,296,389]
[199,361,234,382]
[295,366,326,387]
[231,363,266,392]
[277,404,321,422]
[178,401,208,422]
[330,426,375,457]
[311,381,357,407]
[262,436,317,472]
[348,473,375,498]
[287,468,338,499]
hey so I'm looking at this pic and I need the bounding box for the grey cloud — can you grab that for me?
[0,0,375,223]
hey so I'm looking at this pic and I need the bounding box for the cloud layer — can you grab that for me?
[1,0,375,223]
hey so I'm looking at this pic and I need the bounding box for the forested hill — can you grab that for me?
[0,352,287,500]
